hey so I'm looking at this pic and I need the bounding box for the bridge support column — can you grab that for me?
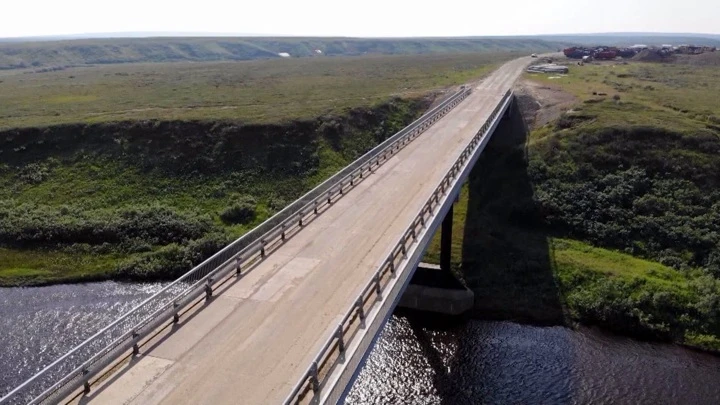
[440,204,453,272]
[503,95,514,119]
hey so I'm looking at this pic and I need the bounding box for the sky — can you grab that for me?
[2,0,718,38]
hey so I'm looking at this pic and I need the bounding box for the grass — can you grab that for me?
[527,59,720,132]
[0,248,120,285]
[0,53,516,129]
[551,238,689,292]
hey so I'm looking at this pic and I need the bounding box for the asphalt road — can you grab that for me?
[71,56,532,405]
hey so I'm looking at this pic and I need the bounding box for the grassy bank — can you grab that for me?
[0,96,429,286]
[423,58,720,351]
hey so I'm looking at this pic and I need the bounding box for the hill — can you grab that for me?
[0,37,562,70]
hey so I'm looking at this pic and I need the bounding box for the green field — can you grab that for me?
[0,53,516,129]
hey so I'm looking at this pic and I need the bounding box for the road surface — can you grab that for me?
[72,57,531,405]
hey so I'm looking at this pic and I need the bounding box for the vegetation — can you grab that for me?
[423,58,720,351]
[4,51,520,285]
[0,37,562,70]
[528,60,720,273]
[0,95,428,285]
[0,53,516,129]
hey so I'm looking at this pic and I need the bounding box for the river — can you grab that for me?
[1,282,719,404]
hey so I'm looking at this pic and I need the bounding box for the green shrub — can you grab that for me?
[113,231,233,280]
[0,203,211,247]
[220,195,257,224]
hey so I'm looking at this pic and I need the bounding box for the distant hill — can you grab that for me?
[0,37,564,70]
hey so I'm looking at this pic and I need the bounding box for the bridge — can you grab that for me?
[1,57,530,405]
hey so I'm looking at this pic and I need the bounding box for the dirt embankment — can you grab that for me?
[0,97,432,177]
[513,79,578,129]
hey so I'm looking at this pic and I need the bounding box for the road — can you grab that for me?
[73,57,531,405]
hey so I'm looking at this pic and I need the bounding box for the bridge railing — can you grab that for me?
[0,87,471,405]
[283,89,513,405]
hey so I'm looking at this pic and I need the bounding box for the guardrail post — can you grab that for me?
[310,362,320,394]
[83,368,91,394]
[388,258,396,276]
[205,279,213,301]
[336,324,346,356]
[132,331,140,356]
[356,298,365,324]
[374,274,382,298]
[236,257,242,275]
[281,224,286,241]
[173,301,180,323]
[299,211,304,227]
[260,240,266,258]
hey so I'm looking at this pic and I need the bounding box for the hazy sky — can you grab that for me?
[3,0,718,38]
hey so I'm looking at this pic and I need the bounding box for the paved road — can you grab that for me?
[74,57,531,405]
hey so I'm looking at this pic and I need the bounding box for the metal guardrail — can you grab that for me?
[283,89,513,405]
[0,87,471,405]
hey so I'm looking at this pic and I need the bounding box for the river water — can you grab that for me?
[1,282,719,404]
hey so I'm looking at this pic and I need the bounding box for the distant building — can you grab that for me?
[278,52,291,58]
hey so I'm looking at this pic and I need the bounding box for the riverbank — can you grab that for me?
[0,96,431,286]
[421,59,720,353]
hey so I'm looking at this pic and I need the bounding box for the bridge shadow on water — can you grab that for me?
[397,100,574,404]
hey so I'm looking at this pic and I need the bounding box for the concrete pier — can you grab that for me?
[398,263,474,315]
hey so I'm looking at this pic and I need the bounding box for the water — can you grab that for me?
[0,282,167,396]
[347,317,720,405]
[1,283,719,404]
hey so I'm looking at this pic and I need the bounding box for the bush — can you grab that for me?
[114,231,233,280]
[17,163,51,184]
[220,195,257,224]
[0,203,211,247]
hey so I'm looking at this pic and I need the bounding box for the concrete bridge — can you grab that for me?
[0,57,530,405]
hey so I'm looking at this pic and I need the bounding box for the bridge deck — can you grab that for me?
[73,57,530,405]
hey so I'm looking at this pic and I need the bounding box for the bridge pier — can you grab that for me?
[398,197,473,315]
[440,204,453,272]
[503,96,514,119]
